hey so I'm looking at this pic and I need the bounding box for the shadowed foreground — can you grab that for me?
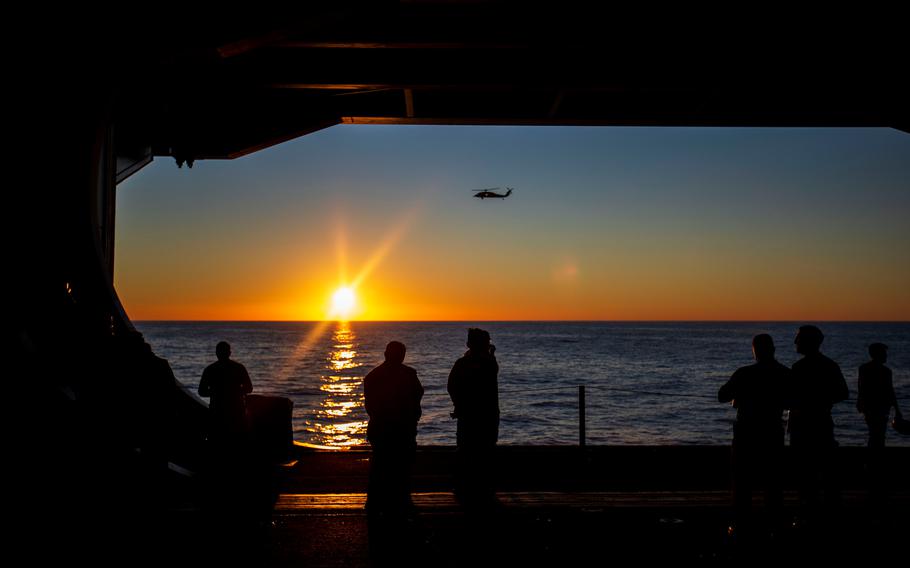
[28,446,909,566]
[268,492,906,567]
[268,445,909,565]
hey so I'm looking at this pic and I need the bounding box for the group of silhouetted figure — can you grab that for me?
[718,324,904,537]
[196,328,501,518]
[364,327,500,516]
[195,324,904,532]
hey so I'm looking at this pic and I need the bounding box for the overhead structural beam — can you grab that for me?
[217,30,290,58]
[278,41,530,49]
[404,89,415,118]
[270,82,544,91]
[549,89,565,118]
[341,116,903,128]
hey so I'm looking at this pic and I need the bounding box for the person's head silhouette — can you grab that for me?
[215,341,231,361]
[869,342,888,364]
[384,341,406,365]
[794,325,823,355]
[467,328,492,353]
[752,333,775,362]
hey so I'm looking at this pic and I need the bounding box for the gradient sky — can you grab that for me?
[115,126,910,321]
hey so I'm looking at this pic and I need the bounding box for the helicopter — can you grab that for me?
[471,187,513,200]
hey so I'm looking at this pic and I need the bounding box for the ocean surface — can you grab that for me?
[134,321,910,448]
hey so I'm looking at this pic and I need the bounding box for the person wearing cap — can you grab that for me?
[447,327,500,507]
[788,325,849,522]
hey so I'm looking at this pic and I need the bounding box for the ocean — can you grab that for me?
[134,321,910,448]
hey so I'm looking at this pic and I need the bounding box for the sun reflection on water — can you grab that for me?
[331,351,358,371]
[306,322,368,448]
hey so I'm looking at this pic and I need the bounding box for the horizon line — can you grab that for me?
[132,318,910,324]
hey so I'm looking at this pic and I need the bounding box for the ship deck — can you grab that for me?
[29,445,909,566]
[203,445,910,565]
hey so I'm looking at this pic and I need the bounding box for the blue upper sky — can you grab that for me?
[116,126,910,321]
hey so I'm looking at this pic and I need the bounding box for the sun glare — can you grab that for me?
[331,286,356,319]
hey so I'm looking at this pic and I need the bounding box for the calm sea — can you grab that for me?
[134,321,910,448]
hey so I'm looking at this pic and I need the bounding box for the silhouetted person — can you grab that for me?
[448,328,500,507]
[857,342,902,501]
[364,341,424,516]
[199,341,253,446]
[788,325,849,523]
[858,343,902,448]
[198,341,264,523]
[718,334,790,535]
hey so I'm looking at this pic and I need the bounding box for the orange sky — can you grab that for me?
[115,126,910,321]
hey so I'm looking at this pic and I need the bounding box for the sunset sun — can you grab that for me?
[331,286,356,319]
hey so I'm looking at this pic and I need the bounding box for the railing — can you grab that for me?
[348,383,725,447]
[291,383,909,448]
